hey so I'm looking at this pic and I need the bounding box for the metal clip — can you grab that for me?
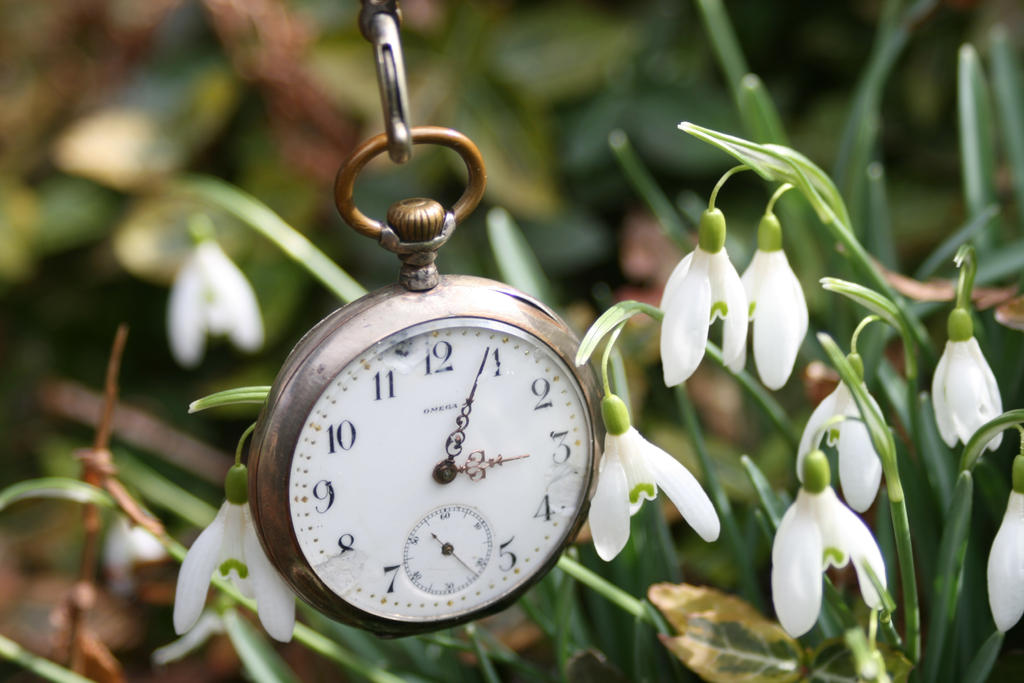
[359,1,412,164]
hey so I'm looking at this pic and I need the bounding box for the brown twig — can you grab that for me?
[66,324,129,676]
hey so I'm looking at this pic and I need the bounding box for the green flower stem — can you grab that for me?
[608,130,689,245]
[850,315,882,356]
[555,555,653,626]
[189,386,271,413]
[959,409,1024,471]
[819,333,919,661]
[709,165,749,209]
[954,244,977,310]
[176,175,367,304]
[600,322,627,396]
[766,183,794,214]
[234,422,257,466]
[0,633,95,683]
[675,386,763,610]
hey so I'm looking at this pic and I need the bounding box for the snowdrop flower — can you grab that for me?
[153,611,225,666]
[660,208,748,386]
[771,450,887,637]
[932,308,1003,452]
[588,394,720,561]
[167,219,264,368]
[103,516,168,596]
[741,212,807,390]
[173,464,295,642]
[797,355,882,512]
[987,454,1024,632]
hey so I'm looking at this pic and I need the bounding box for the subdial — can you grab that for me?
[403,505,493,595]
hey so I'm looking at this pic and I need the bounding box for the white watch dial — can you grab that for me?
[288,317,593,623]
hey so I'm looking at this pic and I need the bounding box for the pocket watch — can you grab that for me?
[248,127,602,636]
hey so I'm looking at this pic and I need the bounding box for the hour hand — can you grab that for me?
[457,450,530,481]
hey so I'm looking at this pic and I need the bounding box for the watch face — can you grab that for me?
[286,317,593,625]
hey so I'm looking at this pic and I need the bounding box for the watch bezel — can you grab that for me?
[248,275,603,636]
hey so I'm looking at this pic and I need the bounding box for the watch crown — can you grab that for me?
[387,198,447,243]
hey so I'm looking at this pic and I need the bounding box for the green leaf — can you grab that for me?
[922,472,974,683]
[679,122,847,228]
[648,583,802,683]
[819,277,917,381]
[739,455,787,529]
[737,73,788,145]
[222,609,301,683]
[913,205,999,280]
[0,477,113,512]
[575,300,663,366]
[806,638,912,683]
[486,207,555,304]
[489,5,636,105]
[991,25,1024,230]
[959,408,1024,471]
[189,386,271,414]
[608,129,688,246]
[962,630,1004,683]
[0,633,95,683]
[175,175,367,303]
[958,44,1001,247]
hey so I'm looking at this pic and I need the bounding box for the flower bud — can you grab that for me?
[601,394,631,436]
[757,212,783,252]
[698,208,727,253]
[947,307,974,342]
[225,464,249,505]
[802,449,831,494]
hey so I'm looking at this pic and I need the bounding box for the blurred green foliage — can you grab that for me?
[3,0,1024,681]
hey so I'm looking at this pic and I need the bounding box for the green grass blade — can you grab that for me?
[608,130,688,245]
[486,207,556,304]
[0,633,94,683]
[921,471,973,683]
[176,175,367,303]
[189,386,271,413]
[865,162,898,269]
[962,630,1004,683]
[913,205,999,279]
[0,477,112,512]
[222,609,302,683]
[694,0,749,98]
[990,25,1024,229]
[739,455,786,529]
[958,44,1001,249]
[737,74,788,144]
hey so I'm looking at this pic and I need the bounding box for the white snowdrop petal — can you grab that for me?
[152,612,224,666]
[660,251,712,386]
[643,441,720,542]
[243,508,295,641]
[660,252,695,309]
[965,338,1003,451]
[947,341,1000,448]
[740,249,768,304]
[837,419,881,512]
[988,492,1024,632]
[797,388,840,482]
[830,501,888,609]
[167,256,206,368]
[588,450,632,561]
[930,342,958,448]
[771,495,824,637]
[749,252,807,390]
[173,504,228,634]
[616,429,658,514]
[711,250,749,373]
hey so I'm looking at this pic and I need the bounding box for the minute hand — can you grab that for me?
[443,347,490,459]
